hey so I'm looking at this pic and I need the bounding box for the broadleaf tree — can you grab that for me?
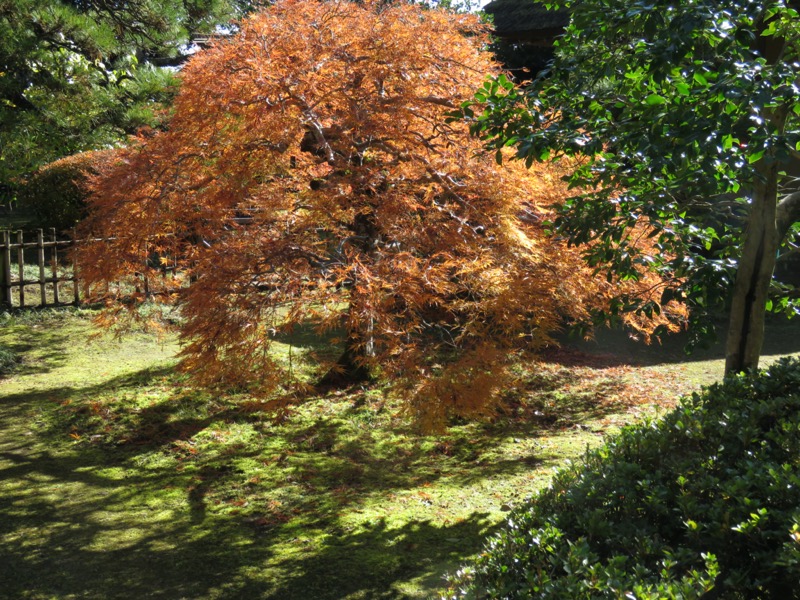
[77,0,681,428]
[468,0,800,375]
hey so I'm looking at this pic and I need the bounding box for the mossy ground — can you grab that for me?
[0,309,798,599]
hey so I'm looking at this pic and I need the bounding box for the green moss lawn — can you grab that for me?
[1,309,798,599]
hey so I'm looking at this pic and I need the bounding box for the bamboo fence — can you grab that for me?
[0,229,79,309]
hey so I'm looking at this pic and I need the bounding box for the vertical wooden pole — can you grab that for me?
[38,229,46,306]
[52,229,60,305]
[16,230,25,308]
[71,229,80,306]
[143,240,150,298]
[1,231,11,309]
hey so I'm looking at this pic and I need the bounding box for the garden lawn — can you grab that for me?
[0,309,798,599]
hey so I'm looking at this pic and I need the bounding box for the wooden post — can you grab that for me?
[143,240,150,298]
[38,229,46,306]
[16,230,25,308]
[70,229,80,306]
[1,231,11,309]
[52,229,60,305]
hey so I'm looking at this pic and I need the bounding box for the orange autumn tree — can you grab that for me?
[77,0,680,427]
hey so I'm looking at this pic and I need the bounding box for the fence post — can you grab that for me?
[1,231,11,309]
[38,229,47,307]
[16,230,25,308]
[71,229,80,306]
[51,228,60,305]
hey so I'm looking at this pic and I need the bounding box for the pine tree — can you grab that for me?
[0,0,259,196]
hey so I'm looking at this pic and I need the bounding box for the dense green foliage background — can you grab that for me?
[0,0,259,202]
[468,0,800,373]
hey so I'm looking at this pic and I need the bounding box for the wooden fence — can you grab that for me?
[0,229,79,309]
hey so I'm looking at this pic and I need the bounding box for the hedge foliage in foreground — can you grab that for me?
[447,358,800,599]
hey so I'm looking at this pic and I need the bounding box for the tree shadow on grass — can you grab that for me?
[0,325,76,377]
[0,436,260,599]
[260,514,497,599]
[0,365,178,441]
[0,459,494,600]
[7,308,744,598]
[2,304,666,600]
[556,313,800,369]
[0,366,549,599]
[0,408,497,599]
[22,364,572,497]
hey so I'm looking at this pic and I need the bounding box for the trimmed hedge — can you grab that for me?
[447,357,800,599]
[17,149,117,232]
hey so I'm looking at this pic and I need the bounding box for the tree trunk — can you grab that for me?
[317,335,374,387]
[724,161,781,376]
[317,284,376,388]
[724,18,800,375]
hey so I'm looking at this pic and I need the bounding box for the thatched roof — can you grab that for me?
[484,0,570,41]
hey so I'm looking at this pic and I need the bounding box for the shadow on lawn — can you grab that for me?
[555,313,800,369]
[0,367,537,599]
[1,324,76,377]
[0,429,256,599]
[262,514,497,599]
[1,469,493,600]
[0,422,496,599]
[1,301,692,599]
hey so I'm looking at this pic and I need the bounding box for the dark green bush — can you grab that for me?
[447,357,800,599]
[17,149,115,232]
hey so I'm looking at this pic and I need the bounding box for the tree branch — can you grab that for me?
[301,111,336,165]
[777,191,800,242]
[417,96,457,108]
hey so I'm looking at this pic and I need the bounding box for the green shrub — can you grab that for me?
[446,358,800,599]
[17,149,117,232]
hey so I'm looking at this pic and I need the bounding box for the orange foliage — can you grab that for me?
[76,0,682,428]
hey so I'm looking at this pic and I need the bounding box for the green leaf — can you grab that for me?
[645,94,667,105]
[497,73,514,91]
[693,72,708,86]
[721,135,734,150]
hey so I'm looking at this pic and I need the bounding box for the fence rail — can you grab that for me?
[0,229,79,309]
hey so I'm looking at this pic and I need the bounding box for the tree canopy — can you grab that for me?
[76,0,678,427]
[0,0,259,200]
[469,0,800,374]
